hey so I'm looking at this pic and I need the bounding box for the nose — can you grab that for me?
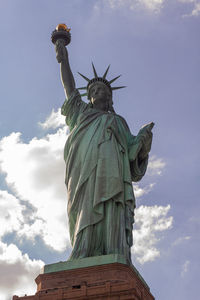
[94,88,99,95]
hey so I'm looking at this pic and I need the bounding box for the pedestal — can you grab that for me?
[13,255,154,300]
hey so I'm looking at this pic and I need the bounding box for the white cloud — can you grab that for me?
[178,0,200,16]
[147,155,166,175]
[132,205,173,264]
[172,236,191,246]
[0,128,70,251]
[103,0,164,13]
[190,2,200,15]
[133,183,155,198]
[181,260,190,277]
[138,0,164,11]
[39,108,66,130]
[0,190,24,238]
[98,0,200,16]
[0,241,43,300]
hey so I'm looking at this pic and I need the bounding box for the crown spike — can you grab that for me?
[80,92,88,97]
[109,75,121,84]
[77,87,87,90]
[78,65,125,98]
[111,86,126,91]
[103,65,110,79]
[78,72,90,82]
[92,62,98,78]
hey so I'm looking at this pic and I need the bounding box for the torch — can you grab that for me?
[51,24,71,46]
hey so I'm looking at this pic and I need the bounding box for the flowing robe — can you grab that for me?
[61,90,149,263]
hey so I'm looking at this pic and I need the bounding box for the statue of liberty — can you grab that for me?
[53,25,154,264]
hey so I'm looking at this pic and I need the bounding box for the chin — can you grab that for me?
[94,97,106,103]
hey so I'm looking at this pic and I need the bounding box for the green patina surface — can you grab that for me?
[52,36,153,271]
[60,90,153,263]
[41,254,149,289]
[42,254,127,274]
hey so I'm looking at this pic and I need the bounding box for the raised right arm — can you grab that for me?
[55,39,75,99]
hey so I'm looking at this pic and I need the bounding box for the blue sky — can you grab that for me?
[0,0,199,299]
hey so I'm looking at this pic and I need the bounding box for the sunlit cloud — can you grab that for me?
[0,241,43,300]
[0,128,70,251]
[39,108,66,130]
[147,155,166,176]
[133,183,155,198]
[0,190,24,238]
[132,205,173,264]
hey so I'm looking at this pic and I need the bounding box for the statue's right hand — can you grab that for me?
[55,39,67,63]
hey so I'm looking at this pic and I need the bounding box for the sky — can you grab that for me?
[0,0,199,299]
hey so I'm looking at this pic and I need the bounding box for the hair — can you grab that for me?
[88,82,116,113]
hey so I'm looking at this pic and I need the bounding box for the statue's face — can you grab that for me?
[89,82,111,111]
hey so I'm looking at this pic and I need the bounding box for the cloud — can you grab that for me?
[147,155,166,176]
[132,205,173,264]
[105,0,164,12]
[0,241,43,300]
[181,260,190,277]
[0,128,70,252]
[0,190,24,238]
[97,0,200,16]
[172,236,191,246]
[189,2,200,16]
[177,0,200,16]
[138,0,164,11]
[39,108,66,130]
[133,183,155,198]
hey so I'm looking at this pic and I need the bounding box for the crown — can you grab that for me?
[78,63,126,98]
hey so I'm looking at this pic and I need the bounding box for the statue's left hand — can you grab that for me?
[138,122,154,160]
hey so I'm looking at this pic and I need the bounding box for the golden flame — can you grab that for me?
[56,24,71,32]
